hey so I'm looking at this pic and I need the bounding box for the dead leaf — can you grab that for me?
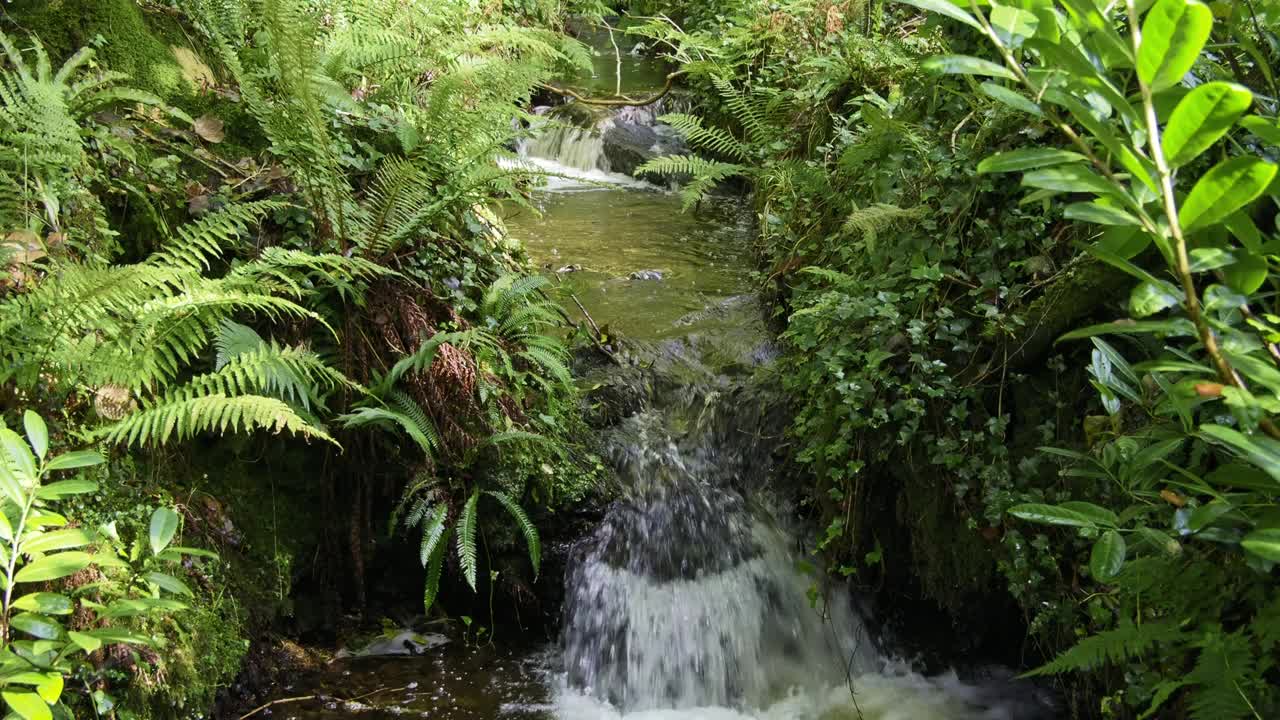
[1194,382,1224,398]
[1160,489,1186,508]
[193,115,225,143]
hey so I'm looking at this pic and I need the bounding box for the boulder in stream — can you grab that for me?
[334,630,448,658]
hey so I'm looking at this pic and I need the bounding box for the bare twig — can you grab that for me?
[538,70,686,108]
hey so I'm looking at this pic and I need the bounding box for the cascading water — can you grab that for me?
[264,32,1059,720]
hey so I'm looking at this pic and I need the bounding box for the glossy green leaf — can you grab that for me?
[1129,281,1182,317]
[922,55,1017,80]
[1022,164,1117,196]
[1008,503,1099,528]
[12,593,74,616]
[1060,501,1120,527]
[21,528,91,555]
[0,429,37,484]
[34,675,60,705]
[1090,530,1126,580]
[13,552,91,584]
[978,148,1085,174]
[893,0,983,28]
[67,631,101,653]
[1064,201,1140,226]
[1201,425,1280,483]
[21,412,46,462]
[1179,157,1278,232]
[980,82,1042,116]
[990,4,1039,46]
[10,613,62,640]
[1138,0,1213,92]
[149,507,179,556]
[43,451,105,473]
[3,690,51,720]
[1058,318,1196,341]
[1222,252,1268,295]
[1096,227,1152,259]
[1241,528,1280,561]
[1163,82,1252,167]
[144,571,193,597]
[1187,247,1235,272]
[1240,115,1280,147]
[35,479,98,500]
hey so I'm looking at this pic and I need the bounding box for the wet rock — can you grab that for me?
[627,269,663,281]
[334,630,449,659]
[601,119,687,177]
[556,264,583,274]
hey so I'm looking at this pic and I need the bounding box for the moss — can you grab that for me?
[2,0,205,99]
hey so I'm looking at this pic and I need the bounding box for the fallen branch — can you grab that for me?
[238,685,414,720]
[537,70,686,108]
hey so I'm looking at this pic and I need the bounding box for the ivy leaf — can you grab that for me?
[1162,82,1252,167]
[1179,157,1278,233]
[1138,0,1214,92]
[892,0,983,29]
[1090,530,1126,580]
[922,55,1017,80]
[149,507,179,556]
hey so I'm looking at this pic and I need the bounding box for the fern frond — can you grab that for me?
[841,203,927,253]
[150,200,288,270]
[484,490,540,576]
[423,526,451,614]
[95,394,336,448]
[1027,620,1183,676]
[417,504,449,567]
[457,490,479,590]
[657,113,749,161]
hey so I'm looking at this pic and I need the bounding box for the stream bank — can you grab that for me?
[240,37,1060,717]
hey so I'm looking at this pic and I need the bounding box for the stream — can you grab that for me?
[257,35,1057,720]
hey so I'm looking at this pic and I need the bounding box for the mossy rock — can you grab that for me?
[3,0,212,100]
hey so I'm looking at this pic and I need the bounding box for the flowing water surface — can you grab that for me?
[263,33,1056,720]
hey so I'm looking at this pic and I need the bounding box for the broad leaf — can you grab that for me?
[978,148,1085,174]
[149,507,180,556]
[1201,425,1280,483]
[10,613,62,640]
[1060,501,1120,527]
[1008,503,1100,528]
[43,451,105,473]
[1222,252,1268,295]
[3,690,51,720]
[893,0,982,28]
[922,55,1017,80]
[22,412,46,462]
[0,429,37,484]
[1179,157,1278,233]
[1090,530,1126,580]
[1240,115,1280,147]
[34,676,60,705]
[144,571,193,596]
[1022,165,1116,196]
[67,631,101,653]
[1065,201,1140,226]
[1129,281,1182,317]
[980,82,1042,116]
[1241,528,1280,562]
[21,528,92,555]
[35,479,98,500]
[14,552,92,583]
[1163,82,1252,167]
[1138,0,1213,92]
[12,593,74,616]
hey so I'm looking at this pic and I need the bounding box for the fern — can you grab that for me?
[457,490,479,591]
[1027,620,1184,676]
[841,203,928,253]
[658,113,749,161]
[484,490,540,576]
[1186,631,1259,720]
[94,394,335,448]
[636,155,746,210]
